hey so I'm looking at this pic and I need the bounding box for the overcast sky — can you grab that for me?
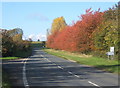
[1,1,118,41]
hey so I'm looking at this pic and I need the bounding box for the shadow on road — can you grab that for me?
[2,48,119,87]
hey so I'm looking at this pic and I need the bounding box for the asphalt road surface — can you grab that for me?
[2,48,119,88]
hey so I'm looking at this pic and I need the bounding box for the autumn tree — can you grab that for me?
[51,16,67,34]
[76,8,104,53]
[47,8,104,54]
[47,16,67,48]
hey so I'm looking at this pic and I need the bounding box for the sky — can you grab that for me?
[1,1,118,41]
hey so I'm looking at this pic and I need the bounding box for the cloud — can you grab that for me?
[36,34,46,41]
[28,13,49,22]
[28,34,35,39]
[26,34,46,41]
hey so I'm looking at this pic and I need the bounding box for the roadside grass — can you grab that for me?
[0,57,19,60]
[44,49,119,74]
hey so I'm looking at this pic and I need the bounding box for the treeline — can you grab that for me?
[47,5,119,59]
[1,28,31,57]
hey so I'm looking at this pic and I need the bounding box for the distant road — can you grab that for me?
[2,48,119,88]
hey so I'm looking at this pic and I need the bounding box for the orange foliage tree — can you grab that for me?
[47,8,104,53]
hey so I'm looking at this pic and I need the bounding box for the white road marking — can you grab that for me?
[88,81,100,87]
[74,75,80,78]
[23,58,29,88]
[46,58,51,62]
[68,71,80,78]
[41,55,51,62]
[41,55,43,57]
[23,53,101,87]
[52,63,57,65]
[41,55,64,70]
[21,59,27,63]
[41,54,81,79]
[68,71,73,74]
[58,66,63,69]
[41,54,82,80]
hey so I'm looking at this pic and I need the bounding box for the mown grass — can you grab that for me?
[0,57,19,60]
[44,49,119,74]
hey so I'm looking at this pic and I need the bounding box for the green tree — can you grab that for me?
[93,5,119,58]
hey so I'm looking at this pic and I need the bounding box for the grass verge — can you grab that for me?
[44,49,119,74]
[0,57,19,60]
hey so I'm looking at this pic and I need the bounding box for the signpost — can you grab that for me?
[106,47,114,60]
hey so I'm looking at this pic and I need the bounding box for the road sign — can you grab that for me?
[110,47,114,52]
[107,52,114,56]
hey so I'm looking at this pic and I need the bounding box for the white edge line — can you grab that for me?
[88,81,100,87]
[23,58,29,88]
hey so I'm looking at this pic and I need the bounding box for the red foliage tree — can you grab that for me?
[47,8,104,53]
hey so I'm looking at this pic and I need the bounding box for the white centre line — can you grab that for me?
[41,55,43,57]
[74,74,80,78]
[42,54,81,79]
[58,66,63,69]
[68,71,73,74]
[41,55,51,62]
[88,81,100,87]
[68,71,80,78]
[42,55,64,70]
[45,58,51,62]
[23,58,29,88]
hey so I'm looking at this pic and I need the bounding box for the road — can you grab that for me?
[2,48,119,88]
